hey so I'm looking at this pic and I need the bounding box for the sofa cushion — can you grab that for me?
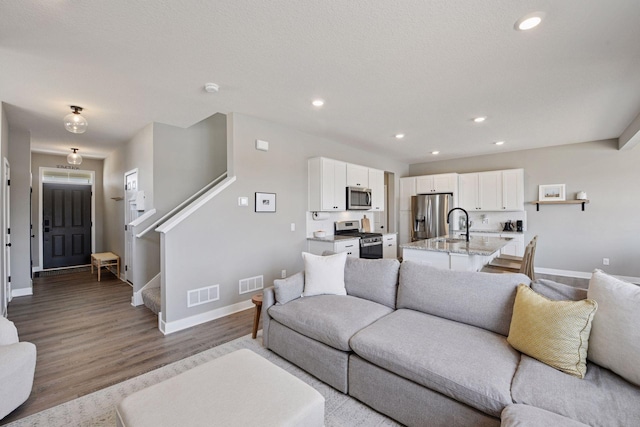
[501,404,590,427]
[274,271,304,304]
[397,262,530,336]
[301,252,347,297]
[587,269,640,386]
[532,279,588,301]
[511,354,640,427]
[268,295,393,351]
[350,309,520,417]
[507,284,597,378]
[344,257,400,309]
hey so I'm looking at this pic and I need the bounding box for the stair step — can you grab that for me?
[141,287,161,315]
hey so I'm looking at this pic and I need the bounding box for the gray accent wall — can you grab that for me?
[408,139,640,277]
[8,129,31,292]
[162,113,408,324]
[30,153,105,270]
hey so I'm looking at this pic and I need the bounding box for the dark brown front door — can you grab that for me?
[43,183,92,269]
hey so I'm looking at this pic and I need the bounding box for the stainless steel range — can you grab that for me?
[334,220,383,259]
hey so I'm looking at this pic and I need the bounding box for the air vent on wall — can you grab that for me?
[239,275,264,294]
[187,285,220,308]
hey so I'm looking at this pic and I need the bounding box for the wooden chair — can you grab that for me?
[482,239,535,281]
[497,235,537,263]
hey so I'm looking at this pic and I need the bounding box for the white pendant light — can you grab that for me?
[67,148,83,165]
[64,106,88,134]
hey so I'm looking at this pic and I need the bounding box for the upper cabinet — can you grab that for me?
[308,157,384,212]
[416,173,457,194]
[308,157,347,211]
[346,164,369,188]
[399,177,417,211]
[369,168,384,211]
[458,169,524,211]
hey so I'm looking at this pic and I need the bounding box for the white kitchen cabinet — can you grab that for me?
[346,163,369,188]
[458,169,524,211]
[382,233,397,259]
[416,173,457,194]
[368,168,384,211]
[308,157,347,211]
[399,177,416,211]
[307,238,360,258]
[478,171,503,211]
[499,233,525,257]
[502,169,524,211]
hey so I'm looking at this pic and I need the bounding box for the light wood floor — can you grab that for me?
[3,269,258,425]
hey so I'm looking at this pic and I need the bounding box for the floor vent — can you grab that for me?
[239,275,264,295]
[187,284,220,308]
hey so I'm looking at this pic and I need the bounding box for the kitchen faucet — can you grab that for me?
[447,207,470,242]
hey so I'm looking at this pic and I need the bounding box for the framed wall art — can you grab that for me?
[255,192,276,212]
[538,184,566,201]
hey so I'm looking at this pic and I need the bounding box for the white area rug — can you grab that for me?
[6,332,400,427]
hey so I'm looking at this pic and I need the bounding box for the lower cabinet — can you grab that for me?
[468,232,525,257]
[382,234,397,259]
[307,239,360,258]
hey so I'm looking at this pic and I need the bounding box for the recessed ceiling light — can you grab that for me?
[395,133,405,139]
[473,117,486,123]
[312,99,324,107]
[494,141,505,146]
[432,151,440,155]
[515,12,544,31]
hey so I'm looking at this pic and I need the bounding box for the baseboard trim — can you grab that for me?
[12,287,33,297]
[536,267,640,285]
[159,299,253,335]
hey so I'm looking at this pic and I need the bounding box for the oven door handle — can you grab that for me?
[361,241,382,248]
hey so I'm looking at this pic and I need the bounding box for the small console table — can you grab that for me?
[91,252,120,282]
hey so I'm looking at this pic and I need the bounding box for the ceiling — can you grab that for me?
[1,1,639,164]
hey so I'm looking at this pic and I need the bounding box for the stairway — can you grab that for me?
[141,287,161,315]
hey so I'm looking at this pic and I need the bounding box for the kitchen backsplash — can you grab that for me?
[462,211,527,232]
[306,211,378,237]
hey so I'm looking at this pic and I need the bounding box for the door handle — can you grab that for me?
[5,243,11,247]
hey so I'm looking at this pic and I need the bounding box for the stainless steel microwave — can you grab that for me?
[346,186,372,210]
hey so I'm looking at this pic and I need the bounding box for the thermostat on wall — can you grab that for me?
[256,139,269,151]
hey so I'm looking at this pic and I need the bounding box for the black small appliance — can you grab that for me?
[516,220,523,232]
[502,220,513,232]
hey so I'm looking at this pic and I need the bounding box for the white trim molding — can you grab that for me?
[159,299,253,335]
[131,273,161,307]
[12,287,33,298]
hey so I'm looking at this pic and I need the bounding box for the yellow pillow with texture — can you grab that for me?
[507,284,598,378]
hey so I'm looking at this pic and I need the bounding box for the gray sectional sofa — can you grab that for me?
[262,258,640,426]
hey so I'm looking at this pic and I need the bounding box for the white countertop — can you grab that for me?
[306,235,360,243]
[400,235,513,256]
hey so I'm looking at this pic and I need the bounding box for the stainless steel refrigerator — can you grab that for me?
[410,193,452,241]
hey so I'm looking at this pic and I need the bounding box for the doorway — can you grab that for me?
[42,183,92,268]
[38,168,95,270]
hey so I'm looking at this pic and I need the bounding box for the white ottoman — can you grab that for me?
[116,349,324,427]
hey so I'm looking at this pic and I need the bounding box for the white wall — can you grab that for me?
[30,153,105,270]
[161,113,409,326]
[408,139,640,278]
[8,129,31,294]
[102,143,126,265]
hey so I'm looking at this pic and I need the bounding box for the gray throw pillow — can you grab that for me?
[532,279,587,301]
[274,271,304,305]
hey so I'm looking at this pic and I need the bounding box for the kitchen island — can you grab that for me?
[400,235,513,272]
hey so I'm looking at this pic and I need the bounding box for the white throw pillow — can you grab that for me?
[587,269,640,386]
[301,252,347,297]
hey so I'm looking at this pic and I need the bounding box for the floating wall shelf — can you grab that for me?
[531,200,589,211]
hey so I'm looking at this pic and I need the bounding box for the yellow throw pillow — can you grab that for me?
[508,284,598,378]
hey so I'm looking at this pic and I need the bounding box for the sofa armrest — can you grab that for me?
[261,287,275,348]
[0,342,37,419]
[0,317,19,346]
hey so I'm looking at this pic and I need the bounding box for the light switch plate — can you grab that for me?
[238,197,249,206]
[256,139,269,151]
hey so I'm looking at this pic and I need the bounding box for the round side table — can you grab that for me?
[251,294,263,339]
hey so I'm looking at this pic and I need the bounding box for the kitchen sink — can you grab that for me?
[433,237,468,244]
